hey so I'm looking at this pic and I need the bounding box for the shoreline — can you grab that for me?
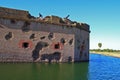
[90,51,120,58]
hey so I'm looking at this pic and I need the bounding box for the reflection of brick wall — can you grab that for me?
[0,7,29,20]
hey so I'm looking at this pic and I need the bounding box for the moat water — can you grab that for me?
[0,54,120,80]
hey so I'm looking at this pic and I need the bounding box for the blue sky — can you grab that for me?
[0,0,120,50]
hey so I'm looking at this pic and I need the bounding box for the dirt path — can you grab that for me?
[90,51,120,58]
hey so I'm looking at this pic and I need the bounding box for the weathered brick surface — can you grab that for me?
[0,7,90,62]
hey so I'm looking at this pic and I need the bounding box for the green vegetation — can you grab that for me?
[98,43,102,49]
[90,49,120,58]
[90,49,120,52]
[90,43,120,53]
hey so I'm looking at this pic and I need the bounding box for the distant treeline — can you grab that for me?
[90,49,120,52]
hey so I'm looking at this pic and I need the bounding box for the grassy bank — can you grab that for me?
[90,51,120,58]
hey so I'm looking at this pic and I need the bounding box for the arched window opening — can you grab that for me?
[54,43,60,49]
[22,42,29,48]
[60,38,65,45]
[48,32,54,40]
[11,19,16,24]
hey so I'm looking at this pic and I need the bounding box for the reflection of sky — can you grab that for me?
[1,0,120,49]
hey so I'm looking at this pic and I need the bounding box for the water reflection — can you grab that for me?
[1,54,120,80]
[0,63,89,80]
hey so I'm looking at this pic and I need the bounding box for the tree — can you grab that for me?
[98,43,102,49]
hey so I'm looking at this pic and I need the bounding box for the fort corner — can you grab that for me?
[0,7,90,62]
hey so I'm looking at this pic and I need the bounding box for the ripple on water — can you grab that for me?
[89,54,120,80]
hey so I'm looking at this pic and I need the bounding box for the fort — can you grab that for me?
[0,7,90,62]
